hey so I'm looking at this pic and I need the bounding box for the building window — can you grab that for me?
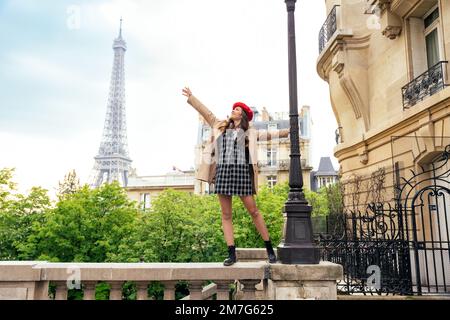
[403,2,447,109]
[140,193,151,210]
[406,2,444,78]
[424,6,440,69]
[267,175,277,188]
[267,148,277,167]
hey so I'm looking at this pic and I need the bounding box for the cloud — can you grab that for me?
[0,131,97,199]
[1,0,340,196]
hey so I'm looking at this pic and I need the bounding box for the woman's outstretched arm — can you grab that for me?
[257,128,290,141]
[182,87,218,127]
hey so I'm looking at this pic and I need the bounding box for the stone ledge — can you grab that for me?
[0,261,45,281]
[0,260,344,300]
[31,262,267,281]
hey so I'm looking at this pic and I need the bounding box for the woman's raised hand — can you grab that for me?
[182,87,192,98]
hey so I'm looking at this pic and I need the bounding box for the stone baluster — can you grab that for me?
[202,283,217,300]
[35,281,50,300]
[163,280,177,300]
[82,281,97,300]
[54,281,68,300]
[240,279,260,300]
[136,282,149,300]
[214,281,232,300]
[188,280,205,300]
[109,282,123,300]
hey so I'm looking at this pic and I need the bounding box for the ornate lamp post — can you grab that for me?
[277,0,320,264]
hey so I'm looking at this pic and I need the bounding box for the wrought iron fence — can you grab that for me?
[319,5,339,53]
[402,61,448,109]
[315,204,413,295]
[316,144,450,295]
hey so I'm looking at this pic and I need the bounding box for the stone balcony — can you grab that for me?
[0,249,343,300]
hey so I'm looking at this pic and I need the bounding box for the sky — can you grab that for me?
[0,0,338,198]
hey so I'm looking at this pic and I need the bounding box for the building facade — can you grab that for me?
[126,168,195,210]
[317,0,450,208]
[194,105,313,195]
[317,0,450,294]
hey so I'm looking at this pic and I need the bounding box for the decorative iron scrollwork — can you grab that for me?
[319,5,339,53]
[402,61,449,109]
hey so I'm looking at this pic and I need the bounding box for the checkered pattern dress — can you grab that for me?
[213,128,255,196]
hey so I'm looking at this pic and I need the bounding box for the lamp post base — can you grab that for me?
[278,243,320,265]
[277,202,321,264]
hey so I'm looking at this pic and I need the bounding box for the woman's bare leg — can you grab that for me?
[218,194,234,246]
[239,195,270,241]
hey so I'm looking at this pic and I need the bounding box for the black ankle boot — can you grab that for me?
[264,240,277,263]
[223,245,237,266]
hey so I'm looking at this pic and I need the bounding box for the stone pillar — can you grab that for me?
[164,281,177,300]
[109,281,123,300]
[136,282,149,300]
[240,279,260,300]
[188,280,205,300]
[34,281,50,300]
[267,261,343,300]
[82,281,97,300]
[215,281,232,300]
[54,281,68,300]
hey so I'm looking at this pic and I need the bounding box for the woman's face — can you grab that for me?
[231,107,243,121]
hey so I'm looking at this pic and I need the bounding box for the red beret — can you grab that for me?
[232,102,253,121]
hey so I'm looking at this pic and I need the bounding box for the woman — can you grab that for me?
[182,87,289,266]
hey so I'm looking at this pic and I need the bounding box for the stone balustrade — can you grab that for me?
[0,254,343,300]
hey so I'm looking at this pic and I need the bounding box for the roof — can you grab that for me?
[315,157,338,176]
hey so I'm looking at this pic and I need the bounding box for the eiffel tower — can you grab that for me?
[90,19,132,188]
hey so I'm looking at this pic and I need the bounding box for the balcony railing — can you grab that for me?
[257,159,307,170]
[402,61,449,109]
[258,159,290,170]
[319,5,339,54]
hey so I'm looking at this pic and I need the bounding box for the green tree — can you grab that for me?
[304,187,329,217]
[0,168,16,211]
[0,168,51,260]
[324,181,344,215]
[323,181,346,235]
[113,182,290,264]
[19,182,140,262]
[116,189,223,263]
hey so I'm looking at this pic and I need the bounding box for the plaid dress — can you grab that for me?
[213,128,255,196]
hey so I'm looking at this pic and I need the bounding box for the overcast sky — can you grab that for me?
[0,0,338,197]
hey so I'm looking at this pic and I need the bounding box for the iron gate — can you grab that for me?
[317,144,450,295]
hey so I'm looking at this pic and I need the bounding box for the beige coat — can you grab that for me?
[187,95,290,194]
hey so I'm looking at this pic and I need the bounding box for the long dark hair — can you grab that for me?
[218,109,250,147]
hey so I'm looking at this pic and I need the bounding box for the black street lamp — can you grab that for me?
[277,0,320,264]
